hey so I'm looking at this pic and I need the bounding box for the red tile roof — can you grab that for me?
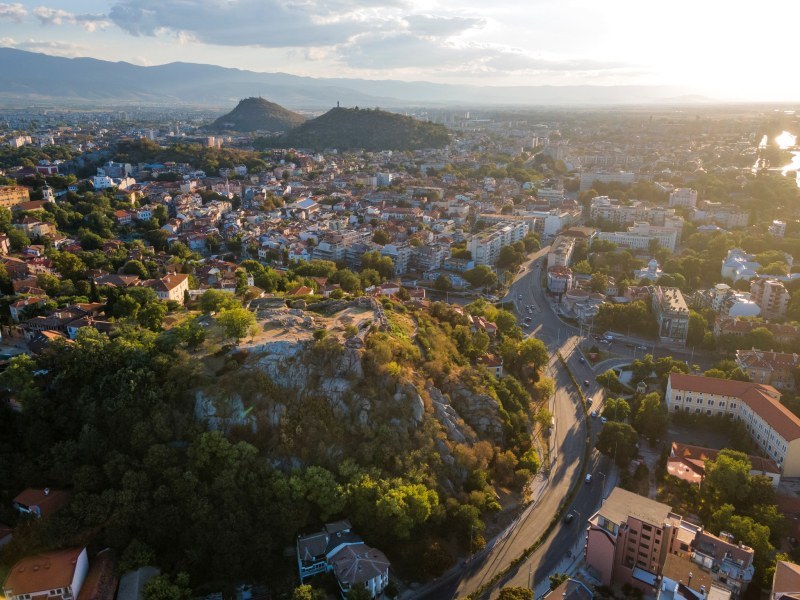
[669,373,800,441]
[3,547,84,595]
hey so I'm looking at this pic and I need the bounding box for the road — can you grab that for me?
[413,249,614,600]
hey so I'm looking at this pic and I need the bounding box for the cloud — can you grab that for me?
[3,37,87,56]
[107,0,388,48]
[403,14,484,37]
[33,6,111,31]
[336,31,635,76]
[0,3,26,22]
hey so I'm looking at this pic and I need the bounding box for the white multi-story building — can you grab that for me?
[666,373,800,476]
[579,170,635,192]
[721,249,761,282]
[668,188,698,208]
[547,236,575,268]
[547,266,573,293]
[750,279,790,320]
[597,222,678,253]
[467,221,528,266]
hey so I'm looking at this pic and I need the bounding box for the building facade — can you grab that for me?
[467,221,528,266]
[652,287,689,345]
[750,279,790,320]
[0,185,30,209]
[665,374,800,476]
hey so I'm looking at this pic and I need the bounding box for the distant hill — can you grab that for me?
[0,48,708,108]
[272,107,450,151]
[205,97,306,133]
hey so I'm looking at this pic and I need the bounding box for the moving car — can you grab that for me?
[564,513,574,524]
[578,356,585,363]
[585,474,592,483]
[590,410,598,418]
[583,379,590,387]
[600,417,608,424]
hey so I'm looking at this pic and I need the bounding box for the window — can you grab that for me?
[708,400,714,406]
[696,408,701,414]
[642,524,652,532]
[697,398,703,404]
[707,410,712,415]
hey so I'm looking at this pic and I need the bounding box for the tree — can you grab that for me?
[292,585,325,600]
[216,307,258,342]
[499,587,534,600]
[603,398,631,422]
[434,273,453,292]
[463,265,497,289]
[143,573,192,600]
[596,422,639,467]
[333,268,361,293]
[122,259,150,278]
[573,260,592,275]
[687,310,707,347]
[703,449,751,508]
[7,228,30,251]
[372,230,391,245]
[590,272,609,293]
[199,289,239,313]
[361,251,394,280]
[633,392,668,440]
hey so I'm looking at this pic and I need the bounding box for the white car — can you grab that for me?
[600,417,608,424]
[585,474,592,484]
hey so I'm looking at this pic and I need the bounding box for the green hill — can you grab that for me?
[206,96,306,133]
[273,106,450,151]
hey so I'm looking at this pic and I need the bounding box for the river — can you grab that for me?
[754,130,800,186]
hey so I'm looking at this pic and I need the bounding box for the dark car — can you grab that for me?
[564,513,574,524]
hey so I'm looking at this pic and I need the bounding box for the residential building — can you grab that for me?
[467,221,528,266]
[0,185,30,208]
[148,273,190,303]
[580,170,635,191]
[548,236,576,268]
[771,560,800,600]
[547,266,573,293]
[669,188,698,208]
[665,374,800,476]
[585,487,684,592]
[770,221,787,238]
[750,279,790,320]
[3,547,89,600]
[589,197,678,227]
[413,243,449,271]
[13,487,71,519]
[597,222,678,253]
[736,349,800,392]
[477,353,504,378]
[668,442,780,487]
[297,520,389,599]
[652,287,689,345]
[714,317,800,346]
[381,243,411,275]
[586,487,754,598]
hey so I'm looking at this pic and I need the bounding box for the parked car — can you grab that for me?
[600,417,608,424]
[585,474,592,483]
[578,356,585,363]
[590,410,598,418]
[564,513,574,524]
[583,379,590,386]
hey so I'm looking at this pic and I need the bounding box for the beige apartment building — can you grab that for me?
[666,373,800,476]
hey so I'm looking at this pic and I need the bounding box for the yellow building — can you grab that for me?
[0,186,30,208]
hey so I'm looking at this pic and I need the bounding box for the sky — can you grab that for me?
[1,0,800,100]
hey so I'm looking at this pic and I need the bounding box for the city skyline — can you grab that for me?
[1,0,800,102]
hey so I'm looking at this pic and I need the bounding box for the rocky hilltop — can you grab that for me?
[205,96,306,133]
[266,106,451,151]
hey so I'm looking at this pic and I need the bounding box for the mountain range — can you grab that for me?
[0,48,704,109]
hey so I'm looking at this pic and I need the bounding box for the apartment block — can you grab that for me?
[580,170,636,192]
[585,487,687,591]
[547,235,576,268]
[597,223,678,253]
[652,287,689,344]
[590,197,678,227]
[750,279,790,320]
[467,221,528,266]
[665,373,800,476]
[771,560,800,600]
[586,488,754,598]
[669,188,698,208]
[736,349,800,392]
[0,185,30,209]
